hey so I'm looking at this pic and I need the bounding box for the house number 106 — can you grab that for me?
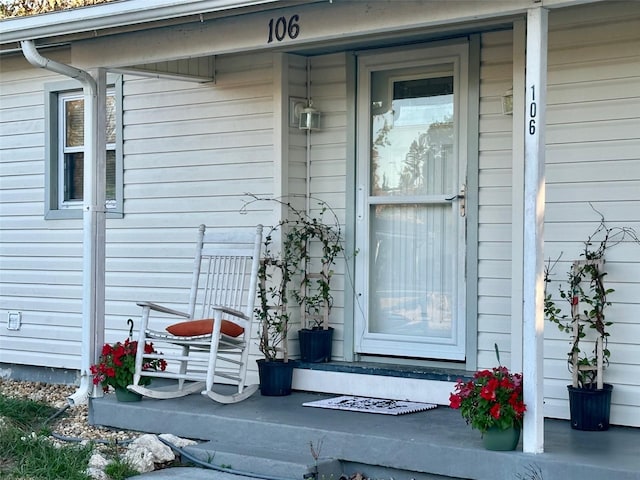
[267,15,300,43]
[528,85,537,135]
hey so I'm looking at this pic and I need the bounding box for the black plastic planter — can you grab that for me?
[257,359,295,396]
[567,383,613,431]
[298,327,334,363]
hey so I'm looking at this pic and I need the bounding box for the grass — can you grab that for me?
[0,394,94,480]
[104,458,140,480]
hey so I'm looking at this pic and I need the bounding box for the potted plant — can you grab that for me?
[250,195,344,395]
[287,205,344,363]
[91,336,166,402]
[544,209,639,430]
[449,345,526,451]
[246,195,346,395]
[255,219,300,396]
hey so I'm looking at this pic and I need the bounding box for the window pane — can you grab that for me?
[368,203,453,338]
[63,151,116,205]
[64,94,116,147]
[370,74,454,197]
[60,90,117,207]
[64,152,83,201]
[65,99,84,148]
[106,95,116,144]
[106,150,116,203]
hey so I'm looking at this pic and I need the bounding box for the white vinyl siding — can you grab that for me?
[286,53,308,204]
[106,51,277,368]
[476,28,515,369]
[543,3,640,427]
[306,53,348,360]
[0,49,86,368]
[0,50,278,371]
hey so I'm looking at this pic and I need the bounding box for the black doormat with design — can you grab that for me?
[303,395,437,415]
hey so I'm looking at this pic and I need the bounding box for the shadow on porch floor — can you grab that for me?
[90,386,639,480]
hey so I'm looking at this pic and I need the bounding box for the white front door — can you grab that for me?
[355,43,468,361]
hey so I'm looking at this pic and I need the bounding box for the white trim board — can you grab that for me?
[292,368,455,405]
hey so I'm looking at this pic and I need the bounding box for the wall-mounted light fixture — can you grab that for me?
[502,87,513,115]
[289,97,306,127]
[299,100,321,131]
[289,97,322,130]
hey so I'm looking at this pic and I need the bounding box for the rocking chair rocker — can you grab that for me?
[128,224,263,403]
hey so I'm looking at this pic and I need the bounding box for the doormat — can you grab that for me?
[302,395,437,415]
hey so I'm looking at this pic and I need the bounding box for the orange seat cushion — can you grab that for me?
[166,318,244,338]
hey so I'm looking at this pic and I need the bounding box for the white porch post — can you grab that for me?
[522,6,548,454]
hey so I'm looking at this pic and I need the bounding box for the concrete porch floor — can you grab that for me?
[90,386,640,480]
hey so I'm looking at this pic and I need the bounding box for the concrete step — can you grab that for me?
[176,442,453,480]
[180,441,321,479]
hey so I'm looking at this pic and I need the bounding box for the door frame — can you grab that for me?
[349,39,479,364]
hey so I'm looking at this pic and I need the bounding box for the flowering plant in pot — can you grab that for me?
[449,345,526,450]
[91,337,166,400]
[544,208,640,430]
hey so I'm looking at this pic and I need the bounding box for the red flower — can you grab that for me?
[480,378,498,401]
[449,362,526,433]
[90,336,166,391]
[112,345,126,366]
[490,404,501,419]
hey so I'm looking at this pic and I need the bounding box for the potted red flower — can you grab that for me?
[90,338,166,402]
[449,348,526,450]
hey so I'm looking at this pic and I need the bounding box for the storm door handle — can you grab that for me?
[445,185,466,217]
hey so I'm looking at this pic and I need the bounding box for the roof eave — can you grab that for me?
[0,0,305,46]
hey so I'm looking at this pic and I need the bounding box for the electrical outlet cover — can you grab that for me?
[7,312,21,330]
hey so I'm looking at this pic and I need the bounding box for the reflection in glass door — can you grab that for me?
[355,44,468,360]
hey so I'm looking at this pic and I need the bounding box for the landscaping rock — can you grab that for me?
[87,452,110,480]
[159,433,197,448]
[123,433,176,473]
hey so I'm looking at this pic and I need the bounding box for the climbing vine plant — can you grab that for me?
[242,194,345,361]
[544,207,640,388]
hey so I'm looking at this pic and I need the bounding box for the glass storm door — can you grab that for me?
[355,44,468,360]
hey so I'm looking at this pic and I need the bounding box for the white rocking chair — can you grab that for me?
[128,224,263,404]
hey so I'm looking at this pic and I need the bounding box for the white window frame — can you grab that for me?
[45,75,123,219]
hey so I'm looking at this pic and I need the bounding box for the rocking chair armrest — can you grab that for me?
[211,305,249,322]
[136,301,190,318]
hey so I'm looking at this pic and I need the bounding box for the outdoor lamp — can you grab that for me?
[299,101,321,131]
[502,87,513,115]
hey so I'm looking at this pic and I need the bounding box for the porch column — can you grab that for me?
[522,6,548,454]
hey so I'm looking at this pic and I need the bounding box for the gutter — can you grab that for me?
[1,0,288,45]
[20,40,106,407]
[0,0,604,48]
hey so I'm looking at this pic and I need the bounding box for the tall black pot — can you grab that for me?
[257,358,295,396]
[567,383,613,431]
[298,327,334,363]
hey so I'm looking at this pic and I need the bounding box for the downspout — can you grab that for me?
[20,40,106,406]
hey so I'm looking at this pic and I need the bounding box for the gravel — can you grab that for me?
[0,379,140,446]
